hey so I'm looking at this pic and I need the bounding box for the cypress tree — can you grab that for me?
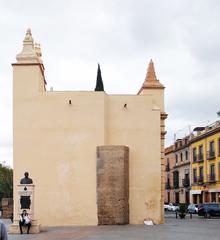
[95,64,104,91]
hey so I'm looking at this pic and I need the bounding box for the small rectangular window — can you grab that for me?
[185,150,188,160]
[210,140,215,154]
[198,145,203,161]
[180,152,183,161]
[210,164,215,176]
[193,148,197,162]
[193,168,197,183]
[218,138,220,156]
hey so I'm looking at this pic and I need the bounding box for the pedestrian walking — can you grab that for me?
[0,220,8,240]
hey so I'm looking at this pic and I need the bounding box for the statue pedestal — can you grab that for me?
[9,184,41,234]
[9,220,41,234]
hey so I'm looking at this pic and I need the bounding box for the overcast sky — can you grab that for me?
[0,0,220,167]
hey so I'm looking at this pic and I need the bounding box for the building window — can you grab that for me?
[180,152,183,161]
[218,162,220,181]
[210,164,215,181]
[193,168,197,183]
[175,154,178,163]
[211,192,216,203]
[210,140,215,156]
[185,150,188,160]
[166,158,170,171]
[198,145,203,161]
[167,192,170,203]
[184,173,190,187]
[175,192,179,204]
[193,148,197,162]
[173,171,179,189]
[218,138,220,156]
[199,166,203,183]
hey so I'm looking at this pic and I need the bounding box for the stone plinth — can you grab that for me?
[97,145,129,225]
[9,220,41,234]
[9,184,41,234]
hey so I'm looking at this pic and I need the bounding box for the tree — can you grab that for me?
[95,64,104,91]
[0,164,13,205]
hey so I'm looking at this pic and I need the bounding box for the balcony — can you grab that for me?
[193,155,197,163]
[207,174,216,183]
[192,176,204,185]
[193,176,197,184]
[207,151,215,160]
[193,154,204,163]
[165,182,171,190]
[197,154,204,163]
[182,178,190,187]
[198,176,204,185]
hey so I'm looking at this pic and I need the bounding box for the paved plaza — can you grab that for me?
[3,214,220,240]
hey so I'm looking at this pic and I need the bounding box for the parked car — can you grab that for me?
[164,202,169,211]
[187,204,198,214]
[198,203,220,218]
[164,203,179,212]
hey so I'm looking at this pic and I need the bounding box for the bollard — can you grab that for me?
[176,211,178,219]
[190,213,192,219]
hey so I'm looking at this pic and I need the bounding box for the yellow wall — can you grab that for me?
[13,63,164,226]
[191,129,220,200]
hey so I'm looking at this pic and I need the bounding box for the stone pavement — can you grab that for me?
[3,215,220,240]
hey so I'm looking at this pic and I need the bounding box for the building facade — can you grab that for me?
[190,121,220,204]
[165,137,191,204]
[164,145,175,203]
[12,29,167,227]
[173,137,190,204]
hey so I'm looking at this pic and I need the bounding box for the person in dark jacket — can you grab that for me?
[0,220,8,240]
[19,210,31,234]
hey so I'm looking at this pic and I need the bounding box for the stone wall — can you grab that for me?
[97,145,129,225]
[2,198,13,219]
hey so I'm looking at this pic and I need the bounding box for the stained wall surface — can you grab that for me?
[97,146,129,225]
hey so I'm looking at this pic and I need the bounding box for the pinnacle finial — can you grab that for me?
[35,43,42,58]
[138,59,164,93]
[16,28,42,63]
[145,59,157,81]
[24,28,33,43]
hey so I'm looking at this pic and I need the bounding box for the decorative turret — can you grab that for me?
[34,43,42,58]
[16,29,42,64]
[138,59,164,93]
[13,29,46,94]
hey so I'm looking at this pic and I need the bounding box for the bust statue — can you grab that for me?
[20,172,33,184]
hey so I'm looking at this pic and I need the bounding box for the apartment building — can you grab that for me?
[190,121,220,203]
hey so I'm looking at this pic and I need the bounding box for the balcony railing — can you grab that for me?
[197,154,204,162]
[193,154,204,163]
[182,178,190,187]
[198,176,204,185]
[207,151,215,160]
[193,176,204,185]
[207,174,216,183]
[193,155,197,163]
